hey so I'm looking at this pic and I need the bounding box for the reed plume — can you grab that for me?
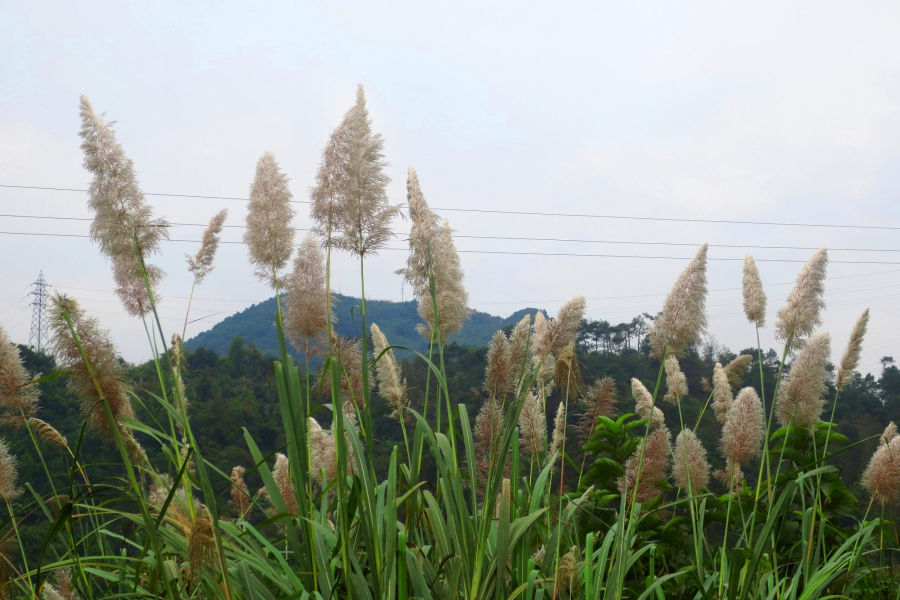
[186,209,228,284]
[474,398,504,481]
[284,234,331,354]
[775,332,831,429]
[0,325,39,426]
[0,438,21,500]
[715,460,745,495]
[881,422,898,446]
[649,244,708,358]
[309,417,339,490]
[310,109,352,240]
[672,428,710,491]
[555,546,579,599]
[44,570,77,600]
[331,333,371,414]
[484,330,512,400]
[711,363,733,423]
[546,401,567,468]
[775,249,828,353]
[618,425,671,504]
[575,377,617,443]
[27,418,67,449]
[187,504,215,583]
[862,431,900,504]
[663,356,688,404]
[227,466,252,519]
[416,220,469,343]
[371,323,408,422]
[534,297,586,360]
[632,378,664,429]
[531,312,556,393]
[742,255,767,327]
[723,354,753,388]
[78,96,168,317]
[49,294,145,462]
[519,390,546,459]
[836,309,869,391]
[506,314,532,393]
[270,453,298,516]
[243,152,295,287]
[722,387,765,464]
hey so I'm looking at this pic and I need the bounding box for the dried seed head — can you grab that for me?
[270,453,298,516]
[775,332,831,429]
[0,325,39,425]
[519,390,546,459]
[742,255,767,327]
[554,342,584,399]
[712,363,733,424]
[309,417,340,491]
[881,422,898,447]
[716,459,745,495]
[310,107,352,238]
[632,378,664,428]
[836,309,869,391]
[649,244,708,358]
[546,401,567,469]
[243,152,295,287]
[48,569,77,600]
[484,330,512,399]
[186,209,228,284]
[672,428,710,492]
[775,249,828,353]
[474,397,504,482]
[663,356,688,404]
[722,387,765,464]
[575,377,617,443]
[78,96,169,317]
[284,234,332,353]
[187,504,216,582]
[330,333,371,414]
[862,434,900,504]
[0,439,21,500]
[28,418,67,449]
[49,295,145,462]
[723,354,753,389]
[534,297,586,361]
[227,465,252,520]
[555,545,579,599]
[618,426,671,504]
[506,314,532,394]
[331,86,401,258]
[371,323,408,422]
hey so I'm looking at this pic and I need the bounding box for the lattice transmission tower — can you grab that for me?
[29,271,52,352]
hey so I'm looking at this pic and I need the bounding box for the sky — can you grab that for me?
[1,1,899,376]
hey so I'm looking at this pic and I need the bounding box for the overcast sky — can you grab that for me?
[2,1,899,376]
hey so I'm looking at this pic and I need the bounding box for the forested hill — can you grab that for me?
[185,293,545,358]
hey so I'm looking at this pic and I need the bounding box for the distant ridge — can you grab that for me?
[185,293,545,358]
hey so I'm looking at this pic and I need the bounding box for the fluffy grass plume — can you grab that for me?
[506,314,532,393]
[49,294,146,462]
[546,401,567,468]
[484,330,512,400]
[575,377,617,443]
[474,398,504,481]
[187,505,216,583]
[632,378,664,429]
[187,209,228,284]
[309,417,339,490]
[649,244,708,358]
[775,332,831,429]
[519,390,546,459]
[310,111,352,238]
[78,96,168,317]
[862,425,900,504]
[742,255,767,327]
[723,354,753,388]
[672,428,710,491]
[722,387,765,464]
[618,426,671,504]
[371,323,408,422]
[711,363,733,423]
[881,422,898,447]
[0,325,39,426]
[534,297,586,360]
[27,418,67,449]
[0,438,21,500]
[836,309,869,391]
[244,152,295,286]
[775,248,828,353]
[227,466,252,520]
[284,234,331,353]
[663,356,688,404]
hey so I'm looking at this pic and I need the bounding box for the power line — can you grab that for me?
[3,212,900,253]
[4,229,900,264]
[3,183,899,231]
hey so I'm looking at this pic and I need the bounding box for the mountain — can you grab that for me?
[185,293,545,359]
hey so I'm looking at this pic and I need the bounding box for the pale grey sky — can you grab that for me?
[1,1,899,375]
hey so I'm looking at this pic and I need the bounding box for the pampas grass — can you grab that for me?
[776,249,828,353]
[244,153,295,287]
[649,244,708,358]
[775,332,831,429]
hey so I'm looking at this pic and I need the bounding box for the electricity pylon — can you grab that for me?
[28,271,52,352]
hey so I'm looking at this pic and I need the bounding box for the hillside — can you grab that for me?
[185,293,545,358]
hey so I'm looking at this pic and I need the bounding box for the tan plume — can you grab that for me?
[775,248,828,353]
[243,152,295,287]
[775,332,831,429]
[310,108,352,239]
[632,378,664,429]
[484,330,512,400]
[187,209,228,284]
[618,426,671,504]
[575,377,617,443]
[554,342,584,399]
[862,433,900,505]
[0,325,39,426]
[715,459,745,495]
[227,466,252,520]
[309,417,340,491]
[330,333,371,414]
[49,295,146,462]
[663,356,688,404]
[722,387,765,464]
[723,354,753,388]
[0,439,21,500]
[742,255,767,327]
[78,96,168,317]
[711,363,733,424]
[534,297,586,361]
[546,401,567,469]
[555,546,579,599]
[519,390,546,459]
[881,422,898,447]
[284,234,331,354]
[371,323,408,422]
[187,504,216,583]
[270,453,298,516]
[474,397,505,482]
[649,244,708,358]
[506,314,533,394]
[836,309,869,391]
[672,428,710,492]
[28,418,67,449]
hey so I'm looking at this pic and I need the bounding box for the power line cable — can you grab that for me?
[3,183,899,231]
